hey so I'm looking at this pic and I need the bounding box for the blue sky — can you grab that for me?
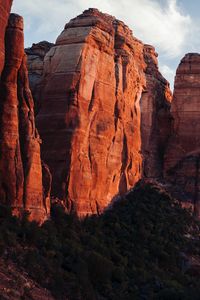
[11,0,200,89]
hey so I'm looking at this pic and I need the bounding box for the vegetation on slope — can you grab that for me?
[0,181,200,299]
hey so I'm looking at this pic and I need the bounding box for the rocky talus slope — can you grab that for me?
[0,258,54,300]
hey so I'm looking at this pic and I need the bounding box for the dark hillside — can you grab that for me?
[0,182,200,299]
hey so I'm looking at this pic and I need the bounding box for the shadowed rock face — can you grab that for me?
[141,45,172,178]
[164,53,200,216]
[36,8,147,216]
[0,0,13,75]
[0,13,50,223]
[25,41,54,113]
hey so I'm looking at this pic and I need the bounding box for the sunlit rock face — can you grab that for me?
[36,8,147,216]
[164,53,200,217]
[0,13,50,223]
[141,44,172,179]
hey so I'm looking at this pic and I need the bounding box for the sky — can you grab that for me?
[11,0,200,89]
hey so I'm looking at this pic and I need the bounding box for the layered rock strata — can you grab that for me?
[164,53,200,216]
[141,45,172,178]
[36,8,147,216]
[0,13,50,223]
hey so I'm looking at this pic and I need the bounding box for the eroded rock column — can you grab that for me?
[0,14,50,223]
[164,53,200,216]
[36,9,146,216]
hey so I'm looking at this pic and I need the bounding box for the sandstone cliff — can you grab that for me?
[36,8,147,216]
[0,0,13,75]
[141,44,172,178]
[0,12,50,223]
[164,53,200,216]
[25,41,54,113]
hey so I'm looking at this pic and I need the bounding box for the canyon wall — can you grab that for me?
[36,8,147,216]
[2,2,200,221]
[0,4,173,220]
[0,11,50,223]
[30,8,171,217]
[25,41,54,113]
[164,53,200,217]
[141,45,172,178]
[0,0,13,75]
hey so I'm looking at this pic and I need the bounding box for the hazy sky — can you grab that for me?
[12,0,200,89]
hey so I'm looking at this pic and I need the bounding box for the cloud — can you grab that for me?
[12,0,192,56]
[160,64,174,77]
[105,0,192,59]
[160,64,175,88]
[11,0,193,88]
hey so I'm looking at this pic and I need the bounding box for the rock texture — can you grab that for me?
[36,8,147,216]
[164,53,200,216]
[0,13,50,223]
[0,0,13,75]
[141,45,172,178]
[25,41,54,113]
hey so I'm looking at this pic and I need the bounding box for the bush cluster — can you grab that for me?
[0,182,200,299]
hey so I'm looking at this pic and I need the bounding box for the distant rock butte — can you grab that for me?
[164,53,200,217]
[0,12,50,223]
[32,8,171,216]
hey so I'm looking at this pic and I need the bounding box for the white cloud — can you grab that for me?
[12,0,192,56]
[108,0,192,59]
[160,64,174,77]
[11,0,194,88]
[160,64,175,88]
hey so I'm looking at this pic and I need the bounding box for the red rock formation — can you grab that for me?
[141,44,172,178]
[0,13,50,223]
[0,0,13,75]
[36,8,146,216]
[164,53,200,216]
[25,41,54,113]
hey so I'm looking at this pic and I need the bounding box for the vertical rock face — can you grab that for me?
[141,45,172,178]
[0,0,13,75]
[164,53,200,216]
[36,8,146,216]
[25,41,54,113]
[0,13,50,223]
